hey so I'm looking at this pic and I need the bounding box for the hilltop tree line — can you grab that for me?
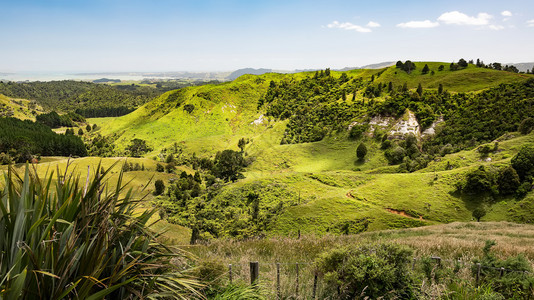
[0,117,87,163]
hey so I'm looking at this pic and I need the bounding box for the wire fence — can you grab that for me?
[221,256,533,299]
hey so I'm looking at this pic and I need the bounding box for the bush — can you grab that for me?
[154,179,165,195]
[356,143,367,161]
[497,166,520,195]
[348,124,368,140]
[156,163,165,172]
[462,166,496,195]
[511,145,534,180]
[472,241,534,299]
[316,243,415,299]
[385,146,406,165]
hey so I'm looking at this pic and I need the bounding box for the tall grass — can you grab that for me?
[0,162,202,299]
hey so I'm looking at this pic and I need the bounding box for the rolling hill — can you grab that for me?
[82,62,534,240]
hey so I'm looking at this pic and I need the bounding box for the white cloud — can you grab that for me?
[489,25,505,30]
[366,21,381,28]
[501,10,512,17]
[528,20,534,27]
[437,11,492,25]
[396,20,440,28]
[327,21,372,33]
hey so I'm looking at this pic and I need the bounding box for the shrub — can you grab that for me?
[472,241,534,299]
[156,163,165,172]
[348,124,368,140]
[0,164,202,299]
[316,243,415,299]
[511,145,534,180]
[154,179,165,195]
[385,146,406,165]
[497,166,520,195]
[356,143,367,161]
[462,166,496,195]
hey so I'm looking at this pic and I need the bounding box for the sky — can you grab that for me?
[1,0,534,72]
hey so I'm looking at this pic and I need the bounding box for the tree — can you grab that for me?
[356,143,367,161]
[416,83,423,96]
[78,128,83,135]
[92,124,97,130]
[154,179,165,196]
[458,58,468,68]
[421,64,430,74]
[165,153,175,163]
[238,138,247,152]
[396,61,404,69]
[511,145,534,180]
[472,206,486,222]
[86,124,91,132]
[127,138,152,157]
[462,166,495,195]
[212,149,245,182]
[438,65,444,71]
[498,166,521,195]
[438,83,443,94]
[165,162,176,173]
[156,163,164,172]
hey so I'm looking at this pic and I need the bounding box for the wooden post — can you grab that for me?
[298,229,301,239]
[476,263,481,286]
[412,258,416,270]
[312,271,318,299]
[431,256,441,267]
[499,267,504,278]
[276,263,281,300]
[229,264,233,284]
[250,261,259,286]
[295,263,299,298]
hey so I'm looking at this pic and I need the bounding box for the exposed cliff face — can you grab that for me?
[349,110,443,139]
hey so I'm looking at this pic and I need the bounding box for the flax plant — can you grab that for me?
[0,162,203,299]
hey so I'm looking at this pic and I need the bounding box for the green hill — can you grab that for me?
[66,63,534,239]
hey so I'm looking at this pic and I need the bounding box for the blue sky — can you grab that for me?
[1,0,533,72]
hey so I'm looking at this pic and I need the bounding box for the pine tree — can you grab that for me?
[421,64,430,74]
[416,83,423,96]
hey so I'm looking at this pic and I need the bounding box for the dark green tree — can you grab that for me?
[154,179,165,196]
[78,128,83,135]
[438,65,444,71]
[511,145,534,180]
[238,138,247,152]
[212,149,245,182]
[472,206,486,222]
[127,138,152,157]
[498,166,521,195]
[416,83,423,96]
[421,64,430,74]
[356,143,368,161]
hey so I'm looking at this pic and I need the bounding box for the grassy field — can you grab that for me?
[0,94,43,120]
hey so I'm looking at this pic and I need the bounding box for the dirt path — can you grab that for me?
[386,208,424,221]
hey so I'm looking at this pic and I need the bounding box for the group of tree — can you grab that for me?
[35,111,84,128]
[396,60,416,74]
[0,117,86,163]
[0,80,161,117]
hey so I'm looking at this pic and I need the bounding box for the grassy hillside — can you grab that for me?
[375,62,530,92]
[37,63,533,241]
[0,94,43,120]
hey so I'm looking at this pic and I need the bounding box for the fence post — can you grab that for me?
[250,261,259,286]
[499,267,504,278]
[276,263,281,300]
[431,256,441,267]
[476,263,481,286]
[312,271,318,299]
[412,258,416,270]
[229,264,233,284]
[295,263,300,298]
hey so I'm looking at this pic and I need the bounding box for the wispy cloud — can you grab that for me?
[527,20,534,27]
[438,11,492,25]
[489,25,505,30]
[366,21,381,28]
[326,21,372,33]
[501,10,512,17]
[396,20,439,29]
